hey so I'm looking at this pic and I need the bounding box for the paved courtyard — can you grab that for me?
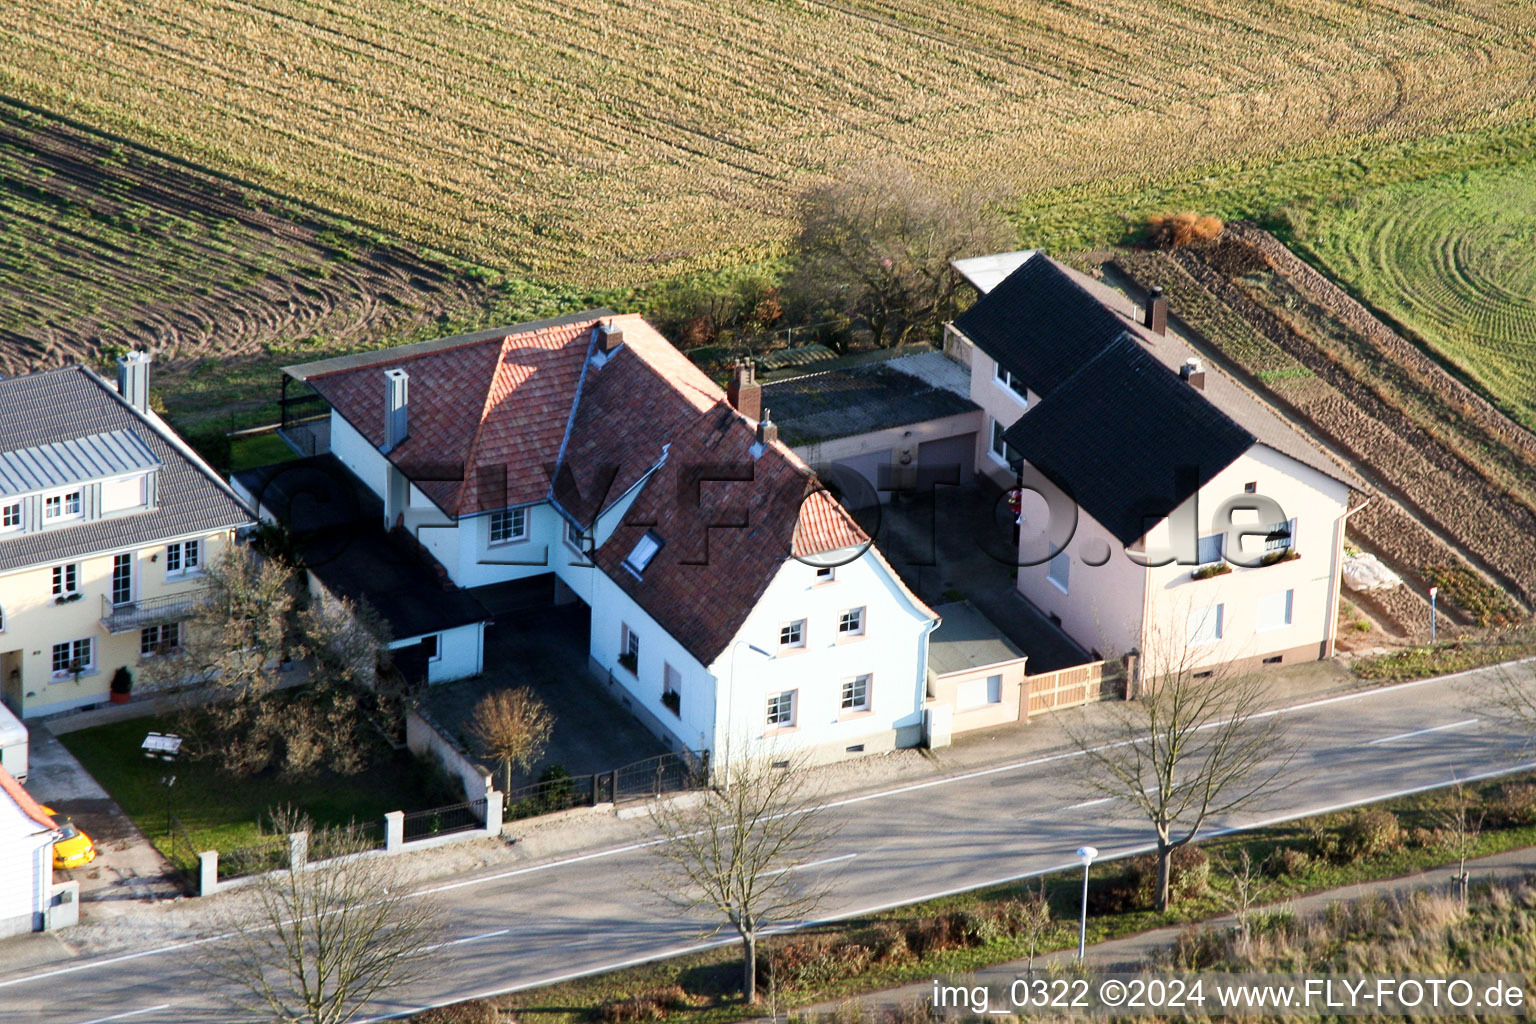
[422,599,668,791]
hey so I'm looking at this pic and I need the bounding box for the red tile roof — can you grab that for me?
[0,766,56,832]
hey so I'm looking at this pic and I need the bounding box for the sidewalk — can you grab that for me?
[795,845,1536,1019]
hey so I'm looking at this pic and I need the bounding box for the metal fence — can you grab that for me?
[165,814,201,893]
[401,798,487,842]
[503,750,708,820]
[308,820,386,863]
[614,750,707,802]
[219,836,290,881]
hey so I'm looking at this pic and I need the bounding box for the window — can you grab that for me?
[1048,550,1070,593]
[43,489,82,521]
[166,539,202,576]
[779,619,805,649]
[0,602,5,631]
[988,417,1019,463]
[102,474,147,513]
[1196,533,1224,567]
[51,638,93,677]
[140,623,181,658]
[0,501,20,532]
[766,690,796,727]
[1257,589,1294,631]
[1243,481,1258,494]
[624,530,664,574]
[51,563,79,596]
[663,663,682,716]
[958,673,1004,709]
[838,607,865,637]
[993,362,1029,403]
[815,566,835,583]
[1263,518,1298,554]
[1187,603,1225,647]
[421,634,442,661]
[111,553,134,606]
[489,508,528,544]
[840,674,871,712]
[619,624,640,671]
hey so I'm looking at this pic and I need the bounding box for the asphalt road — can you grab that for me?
[4,664,1532,1024]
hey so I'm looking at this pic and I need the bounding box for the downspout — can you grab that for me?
[1325,496,1373,658]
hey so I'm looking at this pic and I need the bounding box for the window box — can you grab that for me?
[660,689,681,715]
[54,591,83,605]
[1190,562,1231,581]
[1260,548,1300,567]
[617,651,638,673]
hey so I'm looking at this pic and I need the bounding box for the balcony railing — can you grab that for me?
[101,588,209,634]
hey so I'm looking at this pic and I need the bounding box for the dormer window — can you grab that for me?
[43,489,83,522]
[624,530,664,576]
[0,501,19,533]
[102,473,148,514]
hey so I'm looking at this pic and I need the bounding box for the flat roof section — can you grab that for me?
[927,600,1027,676]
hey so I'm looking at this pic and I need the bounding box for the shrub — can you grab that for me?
[1408,826,1452,850]
[759,935,873,989]
[593,986,692,1023]
[412,1000,502,1024]
[905,913,965,956]
[1130,846,1211,905]
[1146,212,1224,249]
[849,922,912,964]
[1264,846,1312,878]
[1339,808,1403,862]
[1486,782,1536,827]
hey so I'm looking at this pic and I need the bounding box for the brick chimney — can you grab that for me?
[598,323,624,355]
[1144,286,1168,336]
[727,359,762,422]
[756,407,778,446]
[1180,357,1206,391]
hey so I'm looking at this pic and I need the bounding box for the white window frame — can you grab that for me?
[111,553,134,607]
[1048,550,1070,593]
[140,622,182,659]
[166,538,202,577]
[51,562,79,597]
[1196,532,1225,567]
[624,531,663,575]
[840,673,871,713]
[779,619,806,649]
[421,633,443,662]
[838,607,865,637]
[0,601,6,632]
[1187,603,1225,647]
[1264,518,1298,555]
[814,565,835,583]
[101,473,147,514]
[766,690,797,728]
[43,489,83,522]
[993,362,1029,405]
[988,417,1017,464]
[51,637,94,679]
[1256,589,1295,632]
[0,500,21,533]
[489,508,528,545]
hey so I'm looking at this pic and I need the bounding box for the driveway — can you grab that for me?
[23,726,182,904]
[424,601,669,790]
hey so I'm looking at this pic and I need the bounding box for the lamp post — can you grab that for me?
[1429,585,1439,642]
[143,731,183,836]
[723,640,774,787]
[1075,845,1098,963]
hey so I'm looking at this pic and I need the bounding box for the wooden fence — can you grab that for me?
[1021,660,1120,719]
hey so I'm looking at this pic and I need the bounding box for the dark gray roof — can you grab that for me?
[762,351,978,446]
[0,367,255,574]
[233,455,490,639]
[1002,337,1256,546]
[955,253,1363,492]
[927,600,1026,675]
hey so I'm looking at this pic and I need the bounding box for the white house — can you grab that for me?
[263,312,939,765]
[0,766,66,938]
[947,252,1365,674]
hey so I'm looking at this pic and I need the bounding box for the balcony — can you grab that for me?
[101,588,209,634]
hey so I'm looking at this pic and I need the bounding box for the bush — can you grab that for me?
[593,986,692,1023]
[1264,846,1312,878]
[1146,212,1224,249]
[1339,808,1403,862]
[1408,826,1452,850]
[905,913,966,956]
[759,935,873,990]
[1486,782,1536,827]
[412,1000,502,1024]
[848,922,912,964]
[1133,846,1211,905]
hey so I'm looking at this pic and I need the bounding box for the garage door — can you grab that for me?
[919,432,976,485]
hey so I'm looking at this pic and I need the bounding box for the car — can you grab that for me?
[39,805,97,869]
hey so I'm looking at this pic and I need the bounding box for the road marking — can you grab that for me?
[1067,797,1114,809]
[70,1005,171,1024]
[1368,718,1480,745]
[764,853,857,876]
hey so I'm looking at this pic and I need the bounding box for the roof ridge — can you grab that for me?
[547,322,602,521]
[451,333,523,518]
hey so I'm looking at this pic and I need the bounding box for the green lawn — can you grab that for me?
[58,715,460,859]
[228,431,299,472]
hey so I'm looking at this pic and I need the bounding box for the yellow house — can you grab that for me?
[0,359,255,719]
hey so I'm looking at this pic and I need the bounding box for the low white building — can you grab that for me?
[264,312,939,765]
[0,766,65,938]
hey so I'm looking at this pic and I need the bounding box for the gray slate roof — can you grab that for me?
[763,350,979,446]
[0,428,161,498]
[0,367,255,574]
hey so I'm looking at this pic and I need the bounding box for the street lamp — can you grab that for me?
[723,640,774,786]
[1429,585,1439,642]
[1075,845,1098,962]
[143,732,182,836]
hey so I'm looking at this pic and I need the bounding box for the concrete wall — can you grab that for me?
[792,410,983,503]
[405,708,495,803]
[706,550,934,766]
[328,412,392,511]
[4,530,235,718]
[927,656,1028,734]
[952,334,1041,491]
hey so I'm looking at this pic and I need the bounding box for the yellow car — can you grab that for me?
[40,806,97,869]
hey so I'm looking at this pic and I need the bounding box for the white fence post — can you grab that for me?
[484,790,503,835]
[198,850,219,896]
[289,830,309,871]
[384,811,404,853]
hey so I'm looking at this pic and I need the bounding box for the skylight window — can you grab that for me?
[624,530,664,575]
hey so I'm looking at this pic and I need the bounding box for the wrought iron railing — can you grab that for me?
[100,587,209,634]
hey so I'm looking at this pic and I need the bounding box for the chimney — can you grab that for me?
[756,407,778,446]
[1180,357,1206,391]
[384,368,409,451]
[1144,286,1168,336]
[598,323,624,355]
[727,359,762,422]
[117,351,151,412]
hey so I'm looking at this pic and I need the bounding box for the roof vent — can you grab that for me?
[750,408,779,459]
[598,323,625,355]
[1180,357,1206,391]
[727,359,762,422]
[383,368,409,451]
[1144,286,1167,336]
[117,351,152,412]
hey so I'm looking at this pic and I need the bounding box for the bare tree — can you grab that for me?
[1015,879,1053,975]
[785,158,1015,352]
[644,752,840,1004]
[1433,780,1484,909]
[1215,848,1275,956]
[202,820,445,1023]
[1471,651,1536,746]
[467,687,554,793]
[1064,631,1294,911]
